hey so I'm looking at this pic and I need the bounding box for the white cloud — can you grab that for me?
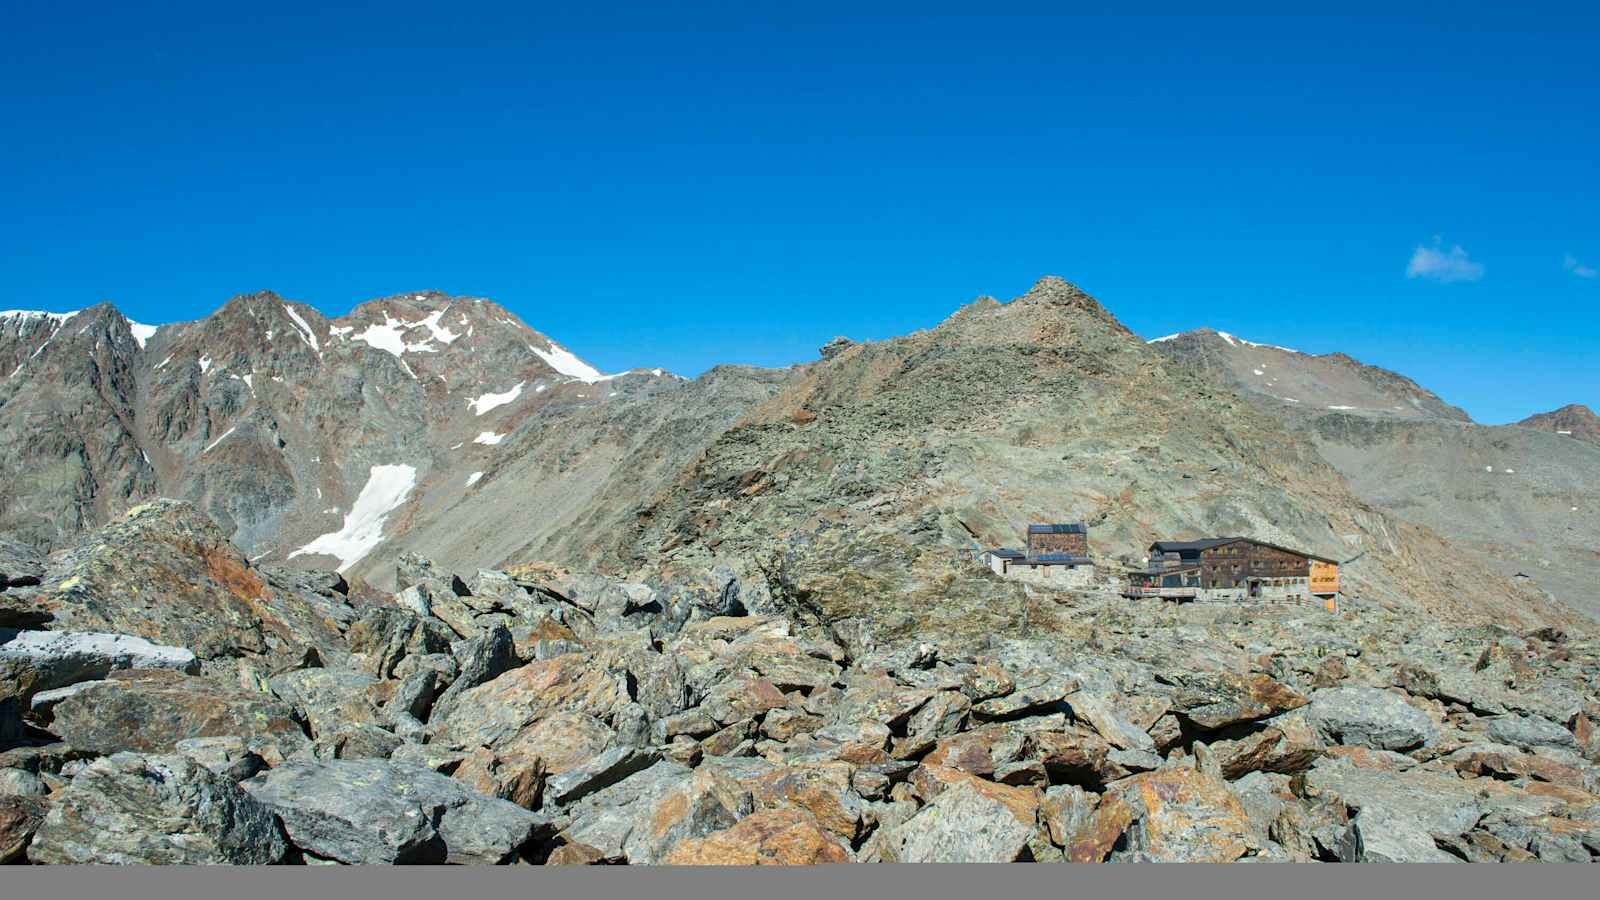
[1406,237,1483,284]
[1564,254,1598,279]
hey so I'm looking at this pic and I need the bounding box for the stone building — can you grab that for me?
[982,522,1094,587]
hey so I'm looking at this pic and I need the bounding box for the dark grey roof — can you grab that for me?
[1028,523,1086,534]
[986,548,1026,559]
[1150,538,1238,553]
[1148,536,1338,564]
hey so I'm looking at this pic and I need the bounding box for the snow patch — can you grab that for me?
[473,431,506,446]
[1252,368,1265,376]
[1147,333,1181,344]
[1327,405,1356,410]
[124,316,160,349]
[353,310,458,357]
[531,340,607,383]
[289,464,417,572]
[412,308,459,345]
[1216,331,1301,354]
[282,304,321,354]
[198,355,212,374]
[466,471,484,487]
[154,354,173,370]
[203,426,237,453]
[468,382,524,416]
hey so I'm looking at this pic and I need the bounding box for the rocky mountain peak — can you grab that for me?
[1012,276,1131,336]
[1519,403,1600,443]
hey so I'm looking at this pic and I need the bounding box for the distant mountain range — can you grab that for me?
[3,280,1594,623]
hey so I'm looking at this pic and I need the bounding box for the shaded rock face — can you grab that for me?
[28,752,287,864]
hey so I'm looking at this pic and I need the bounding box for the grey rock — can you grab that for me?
[28,752,287,864]
[890,779,1036,863]
[1303,756,1481,839]
[1486,714,1577,752]
[1338,808,1458,863]
[49,671,311,759]
[1065,691,1155,752]
[0,629,199,710]
[268,666,380,739]
[0,767,47,797]
[346,608,455,679]
[545,747,663,807]
[1306,687,1438,751]
[429,624,517,720]
[1107,748,1163,772]
[0,538,45,588]
[389,669,438,723]
[242,759,548,865]
[28,679,113,721]
[173,736,266,781]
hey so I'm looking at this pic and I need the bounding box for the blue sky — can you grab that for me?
[3,4,1596,423]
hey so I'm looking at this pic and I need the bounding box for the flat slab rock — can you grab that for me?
[48,670,309,759]
[1,629,199,707]
[242,759,550,865]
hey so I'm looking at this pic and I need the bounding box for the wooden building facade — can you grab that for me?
[1127,537,1339,603]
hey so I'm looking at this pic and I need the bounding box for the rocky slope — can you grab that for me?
[1152,332,1600,619]
[608,279,1579,638]
[1149,328,1472,422]
[2,502,1597,864]
[1520,404,1600,445]
[1,294,788,588]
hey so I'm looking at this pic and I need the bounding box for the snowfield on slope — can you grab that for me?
[290,464,418,571]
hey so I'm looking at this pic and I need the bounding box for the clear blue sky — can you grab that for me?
[3,3,1596,423]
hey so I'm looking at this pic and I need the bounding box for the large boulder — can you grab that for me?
[889,777,1040,862]
[430,651,631,750]
[1486,715,1578,752]
[555,761,754,864]
[242,759,548,864]
[267,667,382,741]
[48,669,309,759]
[1165,670,1309,732]
[1306,687,1438,751]
[35,500,349,661]
[0,539,45,589]
[27,752,287,864]
[1338,807,1460,863]
[2,629,199,745]
[1070,766,1253,862]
